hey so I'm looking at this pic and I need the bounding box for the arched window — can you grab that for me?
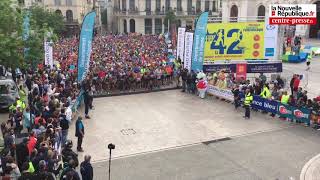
[66,10,73,22]
[257,5,265,22]
[123,19,127,33]
[130,19,135,33]
[55,9,62,15]
[230,5,238,22]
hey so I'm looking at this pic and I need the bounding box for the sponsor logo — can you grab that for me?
[269,4,316,25]
[279,105,289,114]
[293,109,308,118]
[266,25,276,30]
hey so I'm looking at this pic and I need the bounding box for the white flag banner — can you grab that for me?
[44,41,53,69]
[177,27,186,61]
[184,32,194,71]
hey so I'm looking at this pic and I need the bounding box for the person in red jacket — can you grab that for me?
[293,75,300,97]
[27,132,37,155]
[197,77,207,99]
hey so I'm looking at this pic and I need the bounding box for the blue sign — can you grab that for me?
[251,96,278,114]
[77,11,96,82]
[265,48,275,57]
[191,12,208,71]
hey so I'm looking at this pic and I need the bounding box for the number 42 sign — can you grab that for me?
[204,22,265,61]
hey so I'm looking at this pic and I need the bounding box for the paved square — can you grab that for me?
[69,90,289,162]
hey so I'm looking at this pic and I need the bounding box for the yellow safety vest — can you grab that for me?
[17,100,26,110]
[281,95,290,104]
[260,87,271,99]
[244,93,253,106]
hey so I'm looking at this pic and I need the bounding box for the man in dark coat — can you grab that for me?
[16,138,29,169]
[75,117,84,152]
[80,155,93,180]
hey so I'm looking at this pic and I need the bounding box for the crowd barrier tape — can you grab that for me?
[238,93,311,125]
[206,85,234,101]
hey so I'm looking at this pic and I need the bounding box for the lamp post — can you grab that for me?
[108,143,115,180]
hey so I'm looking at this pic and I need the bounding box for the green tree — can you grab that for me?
[29,6,65,35]
[0,0,23,68]
[164,10,177,26]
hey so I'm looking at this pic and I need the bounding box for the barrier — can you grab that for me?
[206,85,234,101]
[69,90,84,119]
[237,92,311,125]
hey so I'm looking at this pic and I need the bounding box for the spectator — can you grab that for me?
[80,155,93,180]
[75,117,84,152]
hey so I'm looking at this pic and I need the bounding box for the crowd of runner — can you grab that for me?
[54,34,178,94]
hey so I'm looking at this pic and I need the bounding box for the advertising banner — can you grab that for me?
[77,11,96,82]
[251,96,278,114]
[278,103,293,119]
[292,106,311,125]
[206,85,234,101]
[236,64,247,80]
[23,11,30,58]
[204,22,265,61]
[264,23,278,59]
[247,62,282,73]
[44,42,53,69]
[171,24,177,49]
[191,12,208,71]
[184,32,193,71]
[177,27,186,61]
[203,62,282,73]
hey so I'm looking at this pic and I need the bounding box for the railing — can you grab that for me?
[208,16,266,23]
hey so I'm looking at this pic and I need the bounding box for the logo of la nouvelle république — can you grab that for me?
[269,4,317,25]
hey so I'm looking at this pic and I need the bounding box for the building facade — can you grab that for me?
[108,0,222,34]
[106,0,320,38]
[22,0,100,36]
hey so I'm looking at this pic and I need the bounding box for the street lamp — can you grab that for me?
[108,143,115,180]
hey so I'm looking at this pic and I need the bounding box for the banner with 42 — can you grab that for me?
[204,22,265,61]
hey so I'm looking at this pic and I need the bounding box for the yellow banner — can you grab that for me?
[204,22,265,61]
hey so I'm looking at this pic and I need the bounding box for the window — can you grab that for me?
[55,9,62,15]
[257,5,266,22]
[177,19,181,28]
[146,0,151,12]
[123,19,127,33]
[205,1,210,12]
[212,1,217,12]
[164,20,168,32]
[122,0,126,11]
[155,19,162,34]
[129,0,135,11]
[145,19,152,34]
[177,0,182,11]
[55,0,61,6]
[130,19,135,32]
[66,10,73,22]
[187,0,192,13]
[196,0,201,13]
[230,5,238,22]
[156,0,161,11]
[66,0,72,6]
[165,0,170,11]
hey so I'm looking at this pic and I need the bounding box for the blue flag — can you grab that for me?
[191,12,208,71]
[23,11,30,58]
[77,11,96,82]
